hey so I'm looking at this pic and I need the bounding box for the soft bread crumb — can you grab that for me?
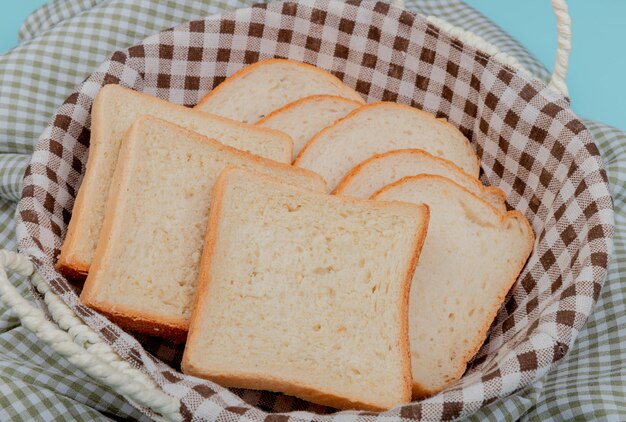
[182,168,430,410]
[373,175,534,398]
[80,117,324,338]
[57,84,293,279]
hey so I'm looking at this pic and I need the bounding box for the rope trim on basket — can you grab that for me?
[424,0,572,97]
[423,15,532,78]
[549,0,571,96]
[1,1,573,420]
[0,250,182,422]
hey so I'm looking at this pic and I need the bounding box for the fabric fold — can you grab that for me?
[18,0,105,43]
[0,154,29,203]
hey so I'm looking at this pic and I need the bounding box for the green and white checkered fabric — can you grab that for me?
[471,118,626,420]
[0,0,623,420]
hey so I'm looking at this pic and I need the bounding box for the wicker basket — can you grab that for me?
[0,1,613,421]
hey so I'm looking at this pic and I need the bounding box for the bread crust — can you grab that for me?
[398,203,430,405]
[373,174,534,399]
[484,186,508,206]
[333,148,506,211]
[56,84,295,280]
[56,83,112,280]
[84,299,188,342]
[183,168,430,410]
[194,58,365,112]
[255,94,363,126]
[183,370,397,411]
[294,102,480,178]
[55,259,89,280]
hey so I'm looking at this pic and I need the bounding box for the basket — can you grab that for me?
[0,0,614,420]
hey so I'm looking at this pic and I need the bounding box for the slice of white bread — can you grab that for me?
[335,149,506,212]
[294,103,480,191]
[57,84,293,279]
[80,117,325,340]
[372,175,534,398]
[257,95,362,160]
[194,59,364,123]
[182,168,430,411]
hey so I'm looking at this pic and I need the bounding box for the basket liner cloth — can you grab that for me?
[14,0,614,420]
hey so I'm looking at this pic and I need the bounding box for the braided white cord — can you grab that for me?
[34,270,154,387]
[424,15,531,78]
[419,1,571,97]
[549,0,571,96]
[0,250,182,422]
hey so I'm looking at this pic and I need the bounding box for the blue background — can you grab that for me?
[1,1,624,131]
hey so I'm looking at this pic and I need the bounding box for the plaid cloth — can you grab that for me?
[0,0,624,420]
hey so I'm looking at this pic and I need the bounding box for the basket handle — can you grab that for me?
[549,0,571,96]
[395,0,572,96]
[0,250,182,422]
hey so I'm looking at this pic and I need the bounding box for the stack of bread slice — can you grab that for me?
[57,84,295,279]
[61,59,534,411]
[80,116,325,339]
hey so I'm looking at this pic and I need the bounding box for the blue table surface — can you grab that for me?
[1,0,624,131]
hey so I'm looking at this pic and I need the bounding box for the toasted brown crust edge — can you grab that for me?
[55,84,113,279]
[255,94,363,126]
[333,148,506,211]
[56,84,295,279]
[55,260,89,281]
[398,203,430,405]
[294,102,481,179]
[373,174,535,399]
[194,58,365,111]
[87,300,188,342]
[184,371,394,412]
[484,186,508,206]
[183,168,429,410]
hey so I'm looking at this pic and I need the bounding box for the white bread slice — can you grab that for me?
[294,103,480,190]
[80,117,325,340]
[57,84,293,279]
[182,168,430,411]
[194,59,364,123]
[257,95,362,160]
[335,149,506,212]
[372,175,534,398]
